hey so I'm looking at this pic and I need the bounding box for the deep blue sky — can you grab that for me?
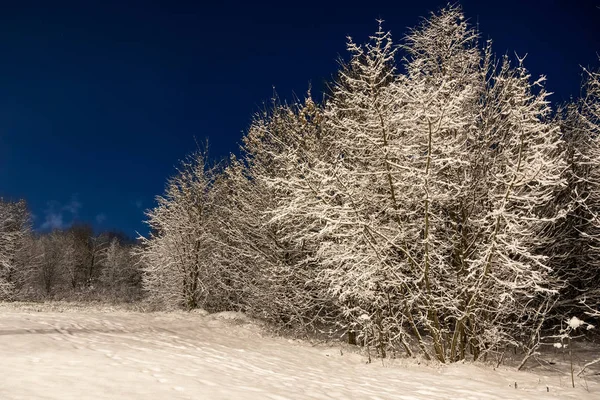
[1,0,599,237]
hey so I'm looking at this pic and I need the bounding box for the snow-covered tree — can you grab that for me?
[30,230,76,295]
[132,5,578,365]
[396,5,485,361]
[211,95,337,331]
[99,237,137,291]
[66,224,109,288]
[0,199,30,299]
[139,151,221,309]
[549,65,600,318]
[266,6,485,360]
[266,5,565,363]
[466,56,565,366]
[397,6,564,363]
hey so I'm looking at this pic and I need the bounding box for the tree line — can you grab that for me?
[2,5,599,365]
[0,205,141,301]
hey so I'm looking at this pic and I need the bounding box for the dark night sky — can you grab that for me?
[0,0,599,237]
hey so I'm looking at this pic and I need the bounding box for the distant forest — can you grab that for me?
[2,5,599,366]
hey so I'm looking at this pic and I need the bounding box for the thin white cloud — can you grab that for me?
[39,195,82,231]
[62,196,82,215]
[41,212,64,230]
[95,213,107,224]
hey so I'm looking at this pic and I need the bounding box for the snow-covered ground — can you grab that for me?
[0,303,598,399]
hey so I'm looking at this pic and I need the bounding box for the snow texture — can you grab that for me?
[568,317,585,330]
[1,305,597,399]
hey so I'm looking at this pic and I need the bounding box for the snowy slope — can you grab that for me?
[0,305,597,399]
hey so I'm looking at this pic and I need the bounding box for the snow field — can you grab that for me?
[0,305,598,399]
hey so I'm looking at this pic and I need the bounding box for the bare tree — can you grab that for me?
[32,230,75,295]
